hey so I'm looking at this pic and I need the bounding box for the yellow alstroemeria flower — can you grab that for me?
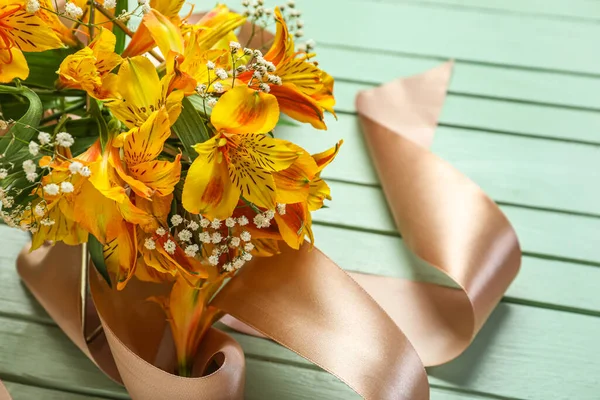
[122,0,186,57]
[105,56,183,128]
[272,140,343,249]
[0,0,63,83]
[239,8,336,130]
[37,0,77,47]
[182,86,300,220]
[57,28,122,99]
[112,107,182,200]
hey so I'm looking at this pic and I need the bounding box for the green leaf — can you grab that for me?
[88,235,112,288]
[0,85,43,158]
[23,48,76,89]
[172,97,211,160]
[88,99,109,150]
[113,0,128,54]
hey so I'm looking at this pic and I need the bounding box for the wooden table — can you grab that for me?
[2,0,600,398]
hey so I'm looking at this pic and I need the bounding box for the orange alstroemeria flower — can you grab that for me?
[0,0,63,83]
[57,28,122,99]
[238,8,335,130]
[122,0,186,57]
[37,0,78,47]
[182,86,301,220]
[105,56,183,128]
[112,107,182,200]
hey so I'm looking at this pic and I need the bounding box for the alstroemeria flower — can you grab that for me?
[273,140,343,249]
[0,0,63,83]
[123,0,187,58]
[182,86,300,219]
[105,56,183,128]
[239,8,336,130]
[112,107,182,200]
[37,0,78,47]
[57,28,122,99]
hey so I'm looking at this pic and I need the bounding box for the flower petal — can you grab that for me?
[264,7,295,65]
[103,222,138,290]
[182,137,240,219]
[0,47,28,83]
[123,108,171,165]
[211,86,279,134]
[143,9,184,56]
[269,83,326,130]
[129,155,182,197]
[1,4,62,52]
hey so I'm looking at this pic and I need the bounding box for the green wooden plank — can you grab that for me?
[220,0,600,75]
[317,180,600,264]
[222,301,600,400]
[362,0,600,21]
[333,81,600,144]
[0,314,497,400]
[318,46,600,110]
[276,114,600,216]
[3,381,106,400]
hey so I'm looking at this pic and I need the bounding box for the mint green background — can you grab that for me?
[1,0,600,398]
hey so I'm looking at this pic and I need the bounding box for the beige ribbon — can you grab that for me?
[7,62,520,400]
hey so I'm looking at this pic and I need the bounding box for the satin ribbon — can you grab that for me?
[7,62,521,400]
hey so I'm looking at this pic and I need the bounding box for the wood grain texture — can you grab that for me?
[277,114,600,216]
[359,0,600,21]
[318,46,600,110]
[282,0,600,74]
[332,81,600,144]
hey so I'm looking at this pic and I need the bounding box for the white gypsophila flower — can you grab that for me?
[236,65,247,74]
[253,49,262,58]
[68,161,82,174]
[185,244,199,258]
[294,30,304,38]
[225,217,236,228]
[206,61,215,70]
[237,215,249,226]
[211,232,222,244]
[212,82,224,93]
[2,197,13,208]
[265,61,276,72]
[215,68,228,80]
[64,2,83,18]
[211,247,220,257]
[0,120,8,130]
[242,252,252,261]
[141,3,151,13]
[229,236,241,248]
[243,48,253,56]
[60,181,74,193]
[40,218,55,226]
[26,0,39,13]
[252,70,263,80]
[259,83,270,93]
[233,258,244,269]
[164,239,176,254]
[200,218,210,228]
[268,75,282,85]
[240,230,251,242]
[137,0,148,4]
[253,213,270,228]
[187,220,199,231]
[23,159,36,174]
[229,41,241,53]
[171,214,183,226]
[196,83,207,94]
[103,0,117,9]
[207,98,218,107]
[296,43,307,53]
[0,169,7,180]
[287,0,295,7]
[296,19,304,29]
[244,242,255,252]
[223,262,233,272]
[29,141,40,155]
[264,8,273,15]
[277,203,286,215]
[144,238,156,250]
[306,39,316,49]
[26,172,38,182]
[211,218,222,229]
[199,231,211,243]
[55,132,74,148]
[79,166,91,177]
[34,204,45,217]
[37,132,51,145]
[208,255,219,266]
[265,209,275,219]
[155,227,166,236]
[43,183,60,196]
[178,229,193,242]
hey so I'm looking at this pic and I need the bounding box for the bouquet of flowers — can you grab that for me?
[0,0,339,376]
